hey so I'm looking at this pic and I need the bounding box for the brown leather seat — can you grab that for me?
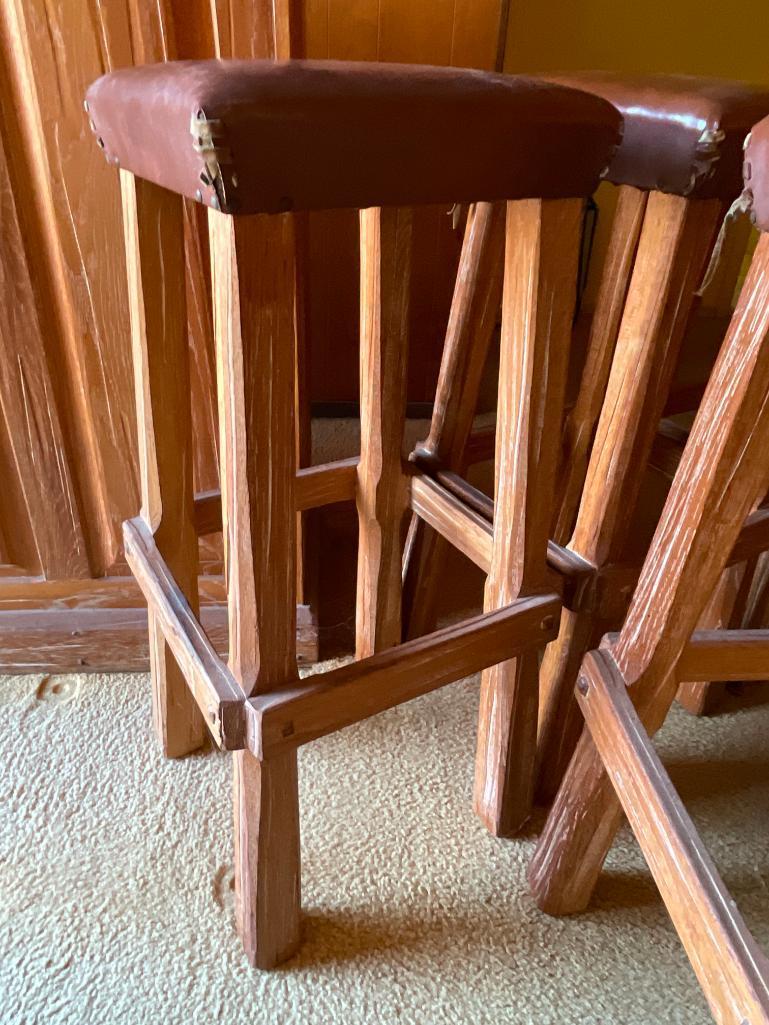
[85,59,621,215]
[744,115,769,232]
[539,72,769,200]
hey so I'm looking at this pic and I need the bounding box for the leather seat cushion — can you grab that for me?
[744,115,769,232]
[86,59,621,215]
[540,72,769,200]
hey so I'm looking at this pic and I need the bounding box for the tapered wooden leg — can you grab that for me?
[121,171,206,758]
[402,202,505,639]
[473,198,582,836]
[209,209,301,968]
[554,185,647,543]
[530,232,769,915]
[355,207,412,658]
[535,193,722,802]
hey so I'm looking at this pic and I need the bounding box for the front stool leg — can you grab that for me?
[530,231,769,915]
[209,209,301,968]
[356,207,413,658]
[121,172,207,758]
[474,198,582,836]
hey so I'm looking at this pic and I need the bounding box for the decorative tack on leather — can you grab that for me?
[687,124,727,193]
[190,108,234,212]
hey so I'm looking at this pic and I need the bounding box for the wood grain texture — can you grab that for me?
[535,194,722,802]
[249,594,560,757]
[577,649,769,1025]
[209,207,301,968]
[121,171,207,758]
[554,185,647,544]
[530,232,769,918]
[402,202,505,639]
[123,517,244,749]
[356,207,412,658]
[474,198,582,837]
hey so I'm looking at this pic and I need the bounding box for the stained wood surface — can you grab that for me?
[403,202,505,638]
[535,194,722,801]
[474,198,582,836]
[209,207,301,968]
[530,232,769,918]
[578,649,769,1025]
[249,594,560,757]
[121,172,207,757]
[355,207,412,658]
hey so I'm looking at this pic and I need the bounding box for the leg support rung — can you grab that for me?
[577,648,769,1025]
[247,593,561,758]
[124,516,246,749]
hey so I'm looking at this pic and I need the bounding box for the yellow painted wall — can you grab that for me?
[503,1,766,306]
[504,0,769,83]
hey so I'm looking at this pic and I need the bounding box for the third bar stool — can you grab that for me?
[86,59,620,967]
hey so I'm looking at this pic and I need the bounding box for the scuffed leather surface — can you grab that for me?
[540,71,769,199]
[86,59,621,214]
[745,115,769,233]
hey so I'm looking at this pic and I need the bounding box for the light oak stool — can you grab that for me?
[86,58,620,968]
[403,74,769,834]
[529,117,769,1025]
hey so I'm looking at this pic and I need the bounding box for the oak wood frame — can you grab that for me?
[121,177,582,968]
[527,232,769,1023]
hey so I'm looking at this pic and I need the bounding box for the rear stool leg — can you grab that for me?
[356,207,413,658]
[535,193,722,803]
[209,209,301,967]
[473,198,582,836]
[530,232,769,916]
[121,172,206,758]
[402,202,505,639]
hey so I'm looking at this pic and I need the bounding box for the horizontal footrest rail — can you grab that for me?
[577,649,769,1024]
[193,456,359,535]
[247,593,560,758]
[123,517,246,749]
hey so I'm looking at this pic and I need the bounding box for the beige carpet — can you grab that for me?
[2,667,768,1024]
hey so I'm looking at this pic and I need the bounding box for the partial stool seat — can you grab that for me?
[85,58,621,214]
[542,71,769,198]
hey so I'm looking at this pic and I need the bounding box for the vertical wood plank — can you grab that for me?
[402,201,505,640]
[474,198,583,836]
[209,208,300,967]
[530,232,769,917]
[356,206,413,658]
[535,194,722,802]
[121,171,206,758]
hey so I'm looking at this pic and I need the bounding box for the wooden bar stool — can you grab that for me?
[528,117,769,1025]
[86,58,620,968]
[535,73,769,804]
[404,73,769,832]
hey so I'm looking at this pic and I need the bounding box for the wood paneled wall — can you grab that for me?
[0,0,506,671]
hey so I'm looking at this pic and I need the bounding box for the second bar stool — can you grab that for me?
[86,59,620,967]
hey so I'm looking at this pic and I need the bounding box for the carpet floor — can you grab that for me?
[1,667,768,1024]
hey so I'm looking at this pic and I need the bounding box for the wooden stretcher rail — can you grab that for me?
[192,456,360,535]
[123,517,246,749]
[677,629,769,682]
[247,593,561,758]
[413,469,596,610]
[577,649,769,1025]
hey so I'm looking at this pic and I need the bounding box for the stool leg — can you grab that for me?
[530,232,769,915]
[120,172,206,758]
[402,202,505,639]
[209,210,301,968]
[356,207,413,658]
[473,198,582,836]
[535,193,722,803]
[554,185,647,544]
